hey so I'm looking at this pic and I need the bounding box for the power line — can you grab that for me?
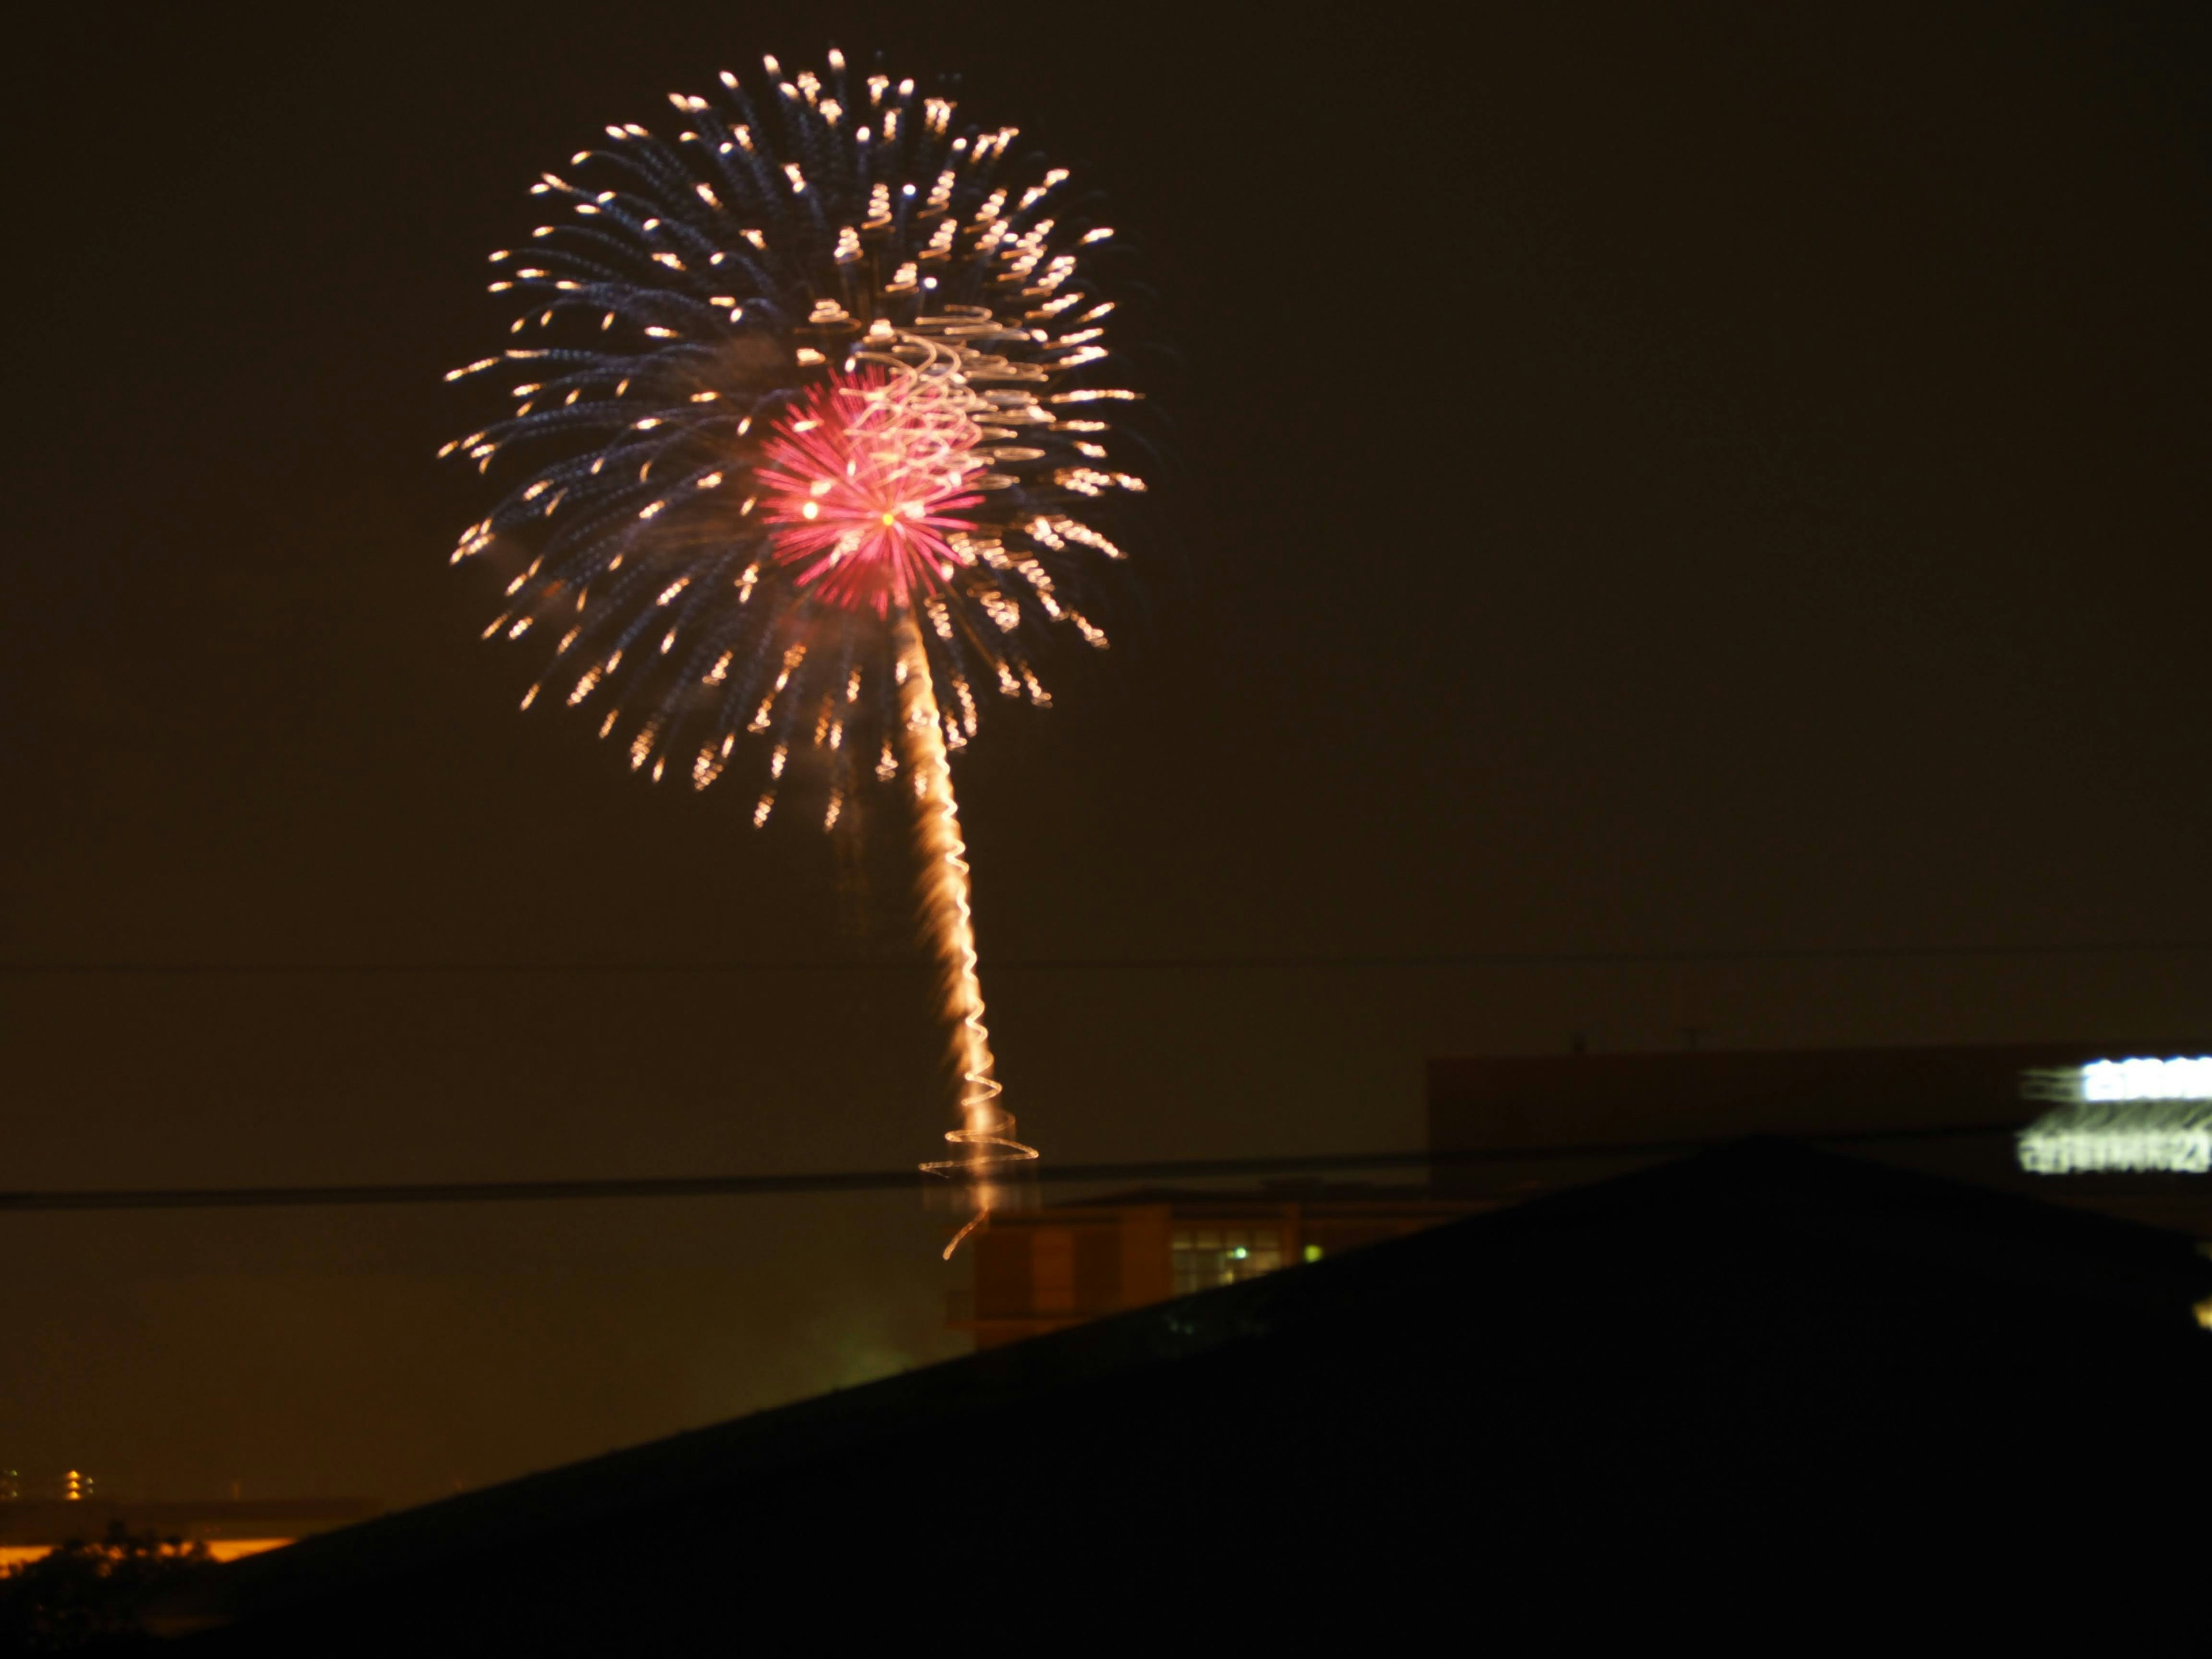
[5,941,2212,976]
[0,1127,2017,1213]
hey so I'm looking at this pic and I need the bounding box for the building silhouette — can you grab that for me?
[151,1137,2212,1647]
[1427,1040,2212,1233]
[955,1041,2212,1349]
[950,1183,1483,1347]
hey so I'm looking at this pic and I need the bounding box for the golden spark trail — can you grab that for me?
[894,609,1035,1252]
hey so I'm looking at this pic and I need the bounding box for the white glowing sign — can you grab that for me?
[2078,1057,2212,1103]
[2017,1057,2212,1175]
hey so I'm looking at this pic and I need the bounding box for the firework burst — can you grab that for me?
[445,47,1143,1240]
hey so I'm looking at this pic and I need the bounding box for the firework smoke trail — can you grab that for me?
[444,47,1141,1244]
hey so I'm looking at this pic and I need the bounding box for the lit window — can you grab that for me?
[1171,1227,1283,1296]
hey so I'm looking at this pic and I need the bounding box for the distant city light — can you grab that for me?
[2017,1058,2212,1173]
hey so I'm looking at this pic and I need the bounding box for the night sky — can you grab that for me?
[4,3,2207,1505]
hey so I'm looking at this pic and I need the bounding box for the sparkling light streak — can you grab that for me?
[894,612,1035,1248]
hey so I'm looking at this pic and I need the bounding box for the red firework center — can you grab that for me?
[758,369,988,615]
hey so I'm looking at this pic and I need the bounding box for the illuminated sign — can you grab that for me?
[2077,1057,2212,1102]
[2017,1057,2212,1175]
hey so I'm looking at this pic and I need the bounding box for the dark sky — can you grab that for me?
[3,3,2207,1505]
